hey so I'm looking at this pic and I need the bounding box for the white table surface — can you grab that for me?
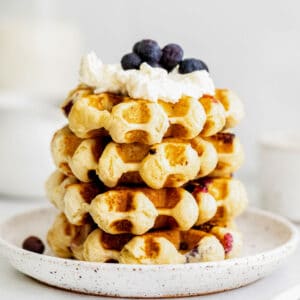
[0,196,299,300]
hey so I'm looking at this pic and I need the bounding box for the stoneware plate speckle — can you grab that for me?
[0,206,298,298]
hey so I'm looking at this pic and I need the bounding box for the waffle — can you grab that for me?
[47,213,94,259]
[47,212,242,264]
[45,170,77,211]
[204,132,244,177]
[46,50,247,267]
[188,177,248,221]
[46,170,248,234]
[214,89,245,129]
[118,221,242,264]
[51,127,243,188]
[60,86,244,144]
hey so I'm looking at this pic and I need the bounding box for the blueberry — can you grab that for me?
[133,39,162,63]
[121,52,142,70]
[133,41,141,54]
[179,58,209,74]
[22,236,45,254]
[147,61,162,68]
[160,43,183,71]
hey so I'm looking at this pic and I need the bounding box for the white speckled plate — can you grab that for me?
[0,207,298,298]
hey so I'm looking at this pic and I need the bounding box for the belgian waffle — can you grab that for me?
[47,213,242,264]
[46,170,247,234]
[61,86,244,144]
[214,89,245,129]
[51,126,243,188]
[47,212,95,259]
[46,48,248,266]
[204,132,244,177]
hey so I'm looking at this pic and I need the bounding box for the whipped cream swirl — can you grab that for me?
[79,52,215,103]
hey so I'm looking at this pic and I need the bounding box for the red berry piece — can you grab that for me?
[222,233,233,254]
[160,43,183,71]
[193,184,208,195]
[192,178,213,195]
[22,236,45,254]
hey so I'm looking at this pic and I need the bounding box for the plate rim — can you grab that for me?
[0,205,298,271]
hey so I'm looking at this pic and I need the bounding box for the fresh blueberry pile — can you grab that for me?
[121,39,209,74]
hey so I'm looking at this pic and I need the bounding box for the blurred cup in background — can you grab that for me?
[0,17,82,98]
[259,131,300,222]
[0,93,64,197]
[0,3,83,198]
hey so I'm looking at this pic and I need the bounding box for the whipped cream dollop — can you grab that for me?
[79,52,215,103]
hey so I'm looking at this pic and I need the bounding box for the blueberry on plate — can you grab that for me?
[160,43,183,71]
[121,52,142,70]
[22,236,45,254]
[133,39,162,63]
[179,58,209,74]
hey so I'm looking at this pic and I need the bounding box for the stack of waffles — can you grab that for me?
[46,74,247,265]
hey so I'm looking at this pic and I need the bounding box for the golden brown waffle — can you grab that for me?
[214,89,245,129]
[47,213,242,264]
[45,171,77,211]
[46,53,247,267]
[51,127,243,188]
[60,86,244,144]
[47,213,95,259]
[186,177,248,222]
[46,170,248,234]
[204,132,244,177]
